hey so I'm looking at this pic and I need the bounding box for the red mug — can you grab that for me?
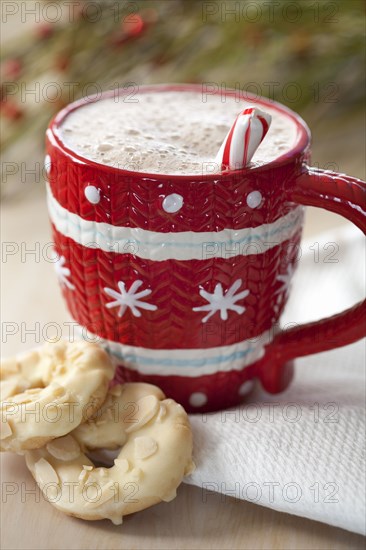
[46,84,366,413]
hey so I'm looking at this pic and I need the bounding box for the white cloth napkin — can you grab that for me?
[185,225,366,535]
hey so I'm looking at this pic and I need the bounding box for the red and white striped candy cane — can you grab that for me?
[216,107,272,171]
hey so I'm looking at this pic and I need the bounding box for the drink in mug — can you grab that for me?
[56,90,296,173]
[46,84,366,412]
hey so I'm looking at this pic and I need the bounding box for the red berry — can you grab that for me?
[55,54,70,72]
[1,59,22,80]
[1,100,24,120]
[121,14,144,37]
[35,23,55,40]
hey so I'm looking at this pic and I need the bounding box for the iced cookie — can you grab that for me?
[25,383,194,524]
[1,340,114,452]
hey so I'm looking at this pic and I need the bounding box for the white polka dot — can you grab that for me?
[44,155,51,175]
[238,380,254,396]
[189,392,208,407]
[246,190,262,209]
[84,185,100,205]
[162,193,184,213]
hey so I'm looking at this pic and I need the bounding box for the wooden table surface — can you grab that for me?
[1,452,365,550]
[1,177,365,549]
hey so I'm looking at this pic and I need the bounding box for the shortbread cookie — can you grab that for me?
[25,384,194,524]
[1,340,114,452]
[73,382,165,450]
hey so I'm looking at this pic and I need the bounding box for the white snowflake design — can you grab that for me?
[193,278,250,323]
[104,280,157,318]
[54,255,75,290]
[276,263,296,296]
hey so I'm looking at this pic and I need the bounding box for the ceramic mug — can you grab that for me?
[46,84,366,412]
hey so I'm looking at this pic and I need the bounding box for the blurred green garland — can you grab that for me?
[1,0,365,162]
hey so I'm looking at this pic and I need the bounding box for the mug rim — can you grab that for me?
[47,83,311,181]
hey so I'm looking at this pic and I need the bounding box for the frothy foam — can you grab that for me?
[57,90,297,175]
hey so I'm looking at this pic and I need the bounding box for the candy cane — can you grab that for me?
[216,107,272,171]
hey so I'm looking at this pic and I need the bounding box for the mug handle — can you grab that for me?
[260,166,366,393]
